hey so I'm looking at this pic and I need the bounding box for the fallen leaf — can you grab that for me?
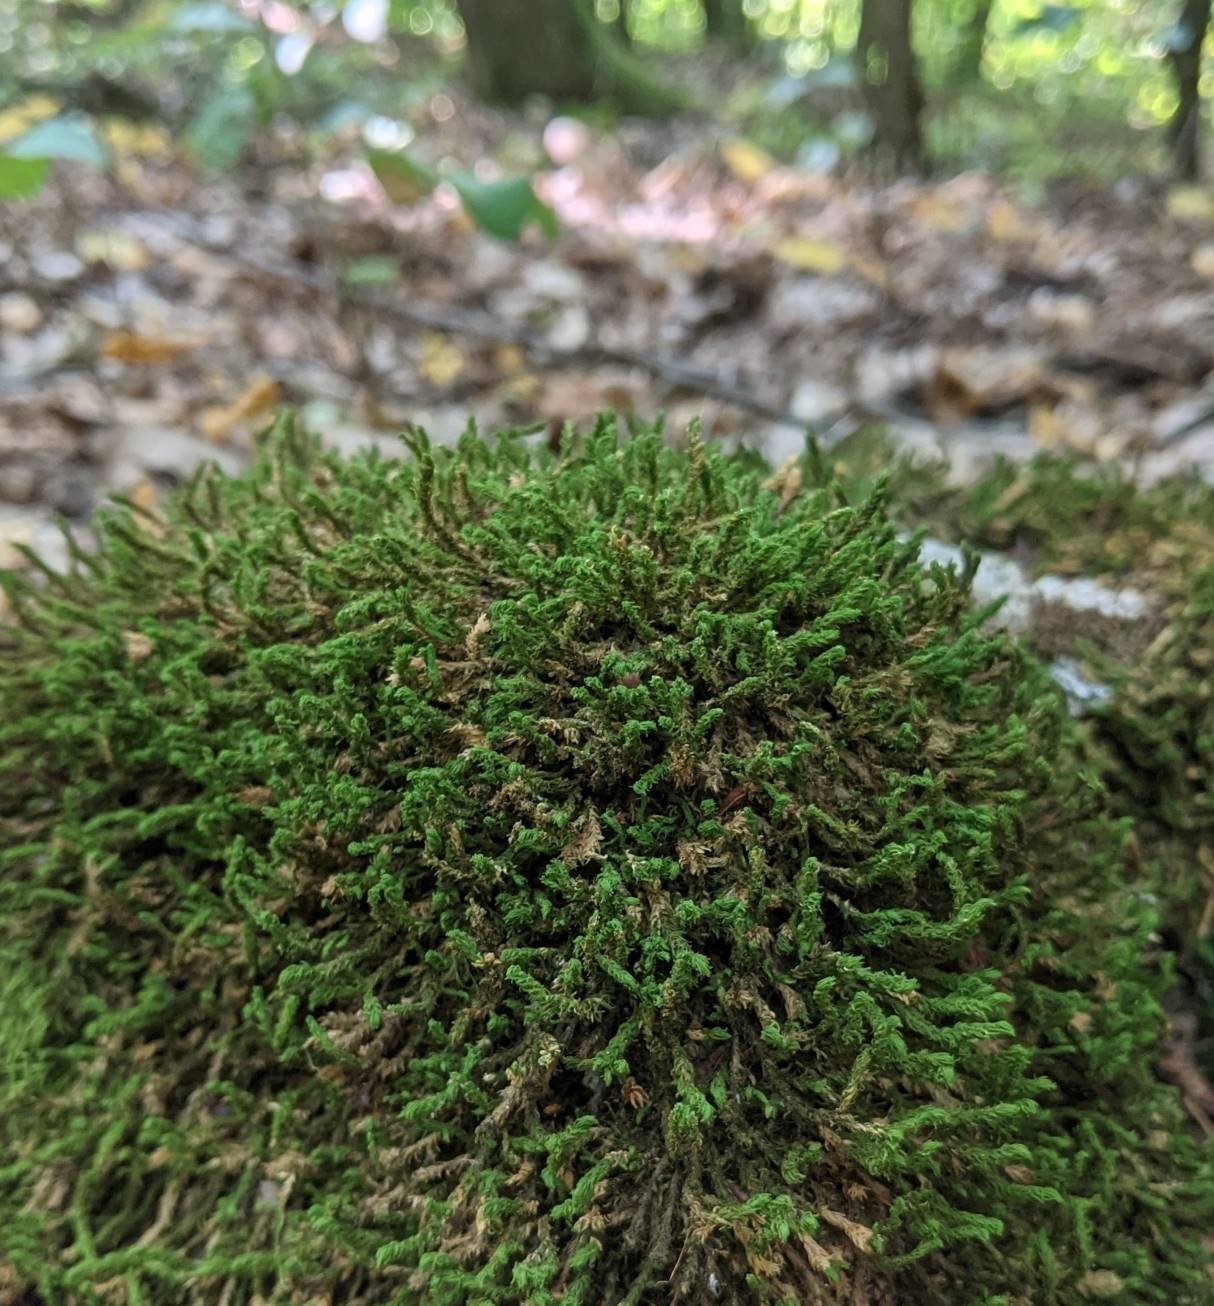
[1029,404,1065,449]
[985,199,1039,243]
[720,138,776,185]
[927,347,1049,422]
[911,191,973,233]
[449,172,557,242]
[101,331,195,365]
[197,374,280,442]
[771,236,848,275]
[0,292,42,333]
[128,479,164,532]
[1191,244,1214,279]
[97,118,173,160]
[420,331,465,387]
[76,229,151,271]
[493,344,527,374]
[1027,290,1094,333]
[0,94,61,146]
[367,148,438,204]
[1167,186,1214,223]
[0,520,34,570]
[341,255,401,286]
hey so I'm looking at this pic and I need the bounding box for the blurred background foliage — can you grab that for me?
[0,0,1210,204]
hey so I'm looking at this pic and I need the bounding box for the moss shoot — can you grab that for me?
[1,417,1210,1305]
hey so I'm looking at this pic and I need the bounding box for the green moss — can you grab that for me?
[818,426,1214,592]
[828,428,1214,1083]
[1083,563,1214,1075]
[1,416,1210,1305]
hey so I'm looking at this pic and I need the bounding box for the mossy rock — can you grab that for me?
[1,416,1210,1305]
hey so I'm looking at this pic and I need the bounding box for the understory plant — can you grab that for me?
[1,415,1210,1305]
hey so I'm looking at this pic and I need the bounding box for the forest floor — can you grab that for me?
[3,86,1214,576]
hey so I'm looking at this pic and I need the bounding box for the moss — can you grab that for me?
[1083,564,1214,1079]
[834,428,1214,1083]
[1,415,1210,1305]
[872,440,1214,593]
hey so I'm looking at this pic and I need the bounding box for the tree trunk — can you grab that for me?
[456,0,684,114]
[856,0,924,171]
[703,0,755,53]
[954,0,993,83]
[457,0,598,103]
[1168,0,1212,180]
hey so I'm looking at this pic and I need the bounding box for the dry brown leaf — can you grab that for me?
[128,479,164,533]
[927,348,1048,422]
[101,331,195,365]
[493,344,527,374]
[420,331,466,386]
[198,374,280,443]
[985,199,1044,244]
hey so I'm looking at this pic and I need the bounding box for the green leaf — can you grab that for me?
[448,172,557,242]
[185,86,257,172]
[366,151,556,242]
[367,148,437,204]
[0,156,50,199]
[169,3,256,32]
[341,255,401,286]
[8,116,106,166]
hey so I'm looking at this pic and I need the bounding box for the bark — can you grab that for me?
[703,0,755,53]
[856,0,924,171]
[456,0,598,104]
[1168,0,1212,180]
[455,0,684,114]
